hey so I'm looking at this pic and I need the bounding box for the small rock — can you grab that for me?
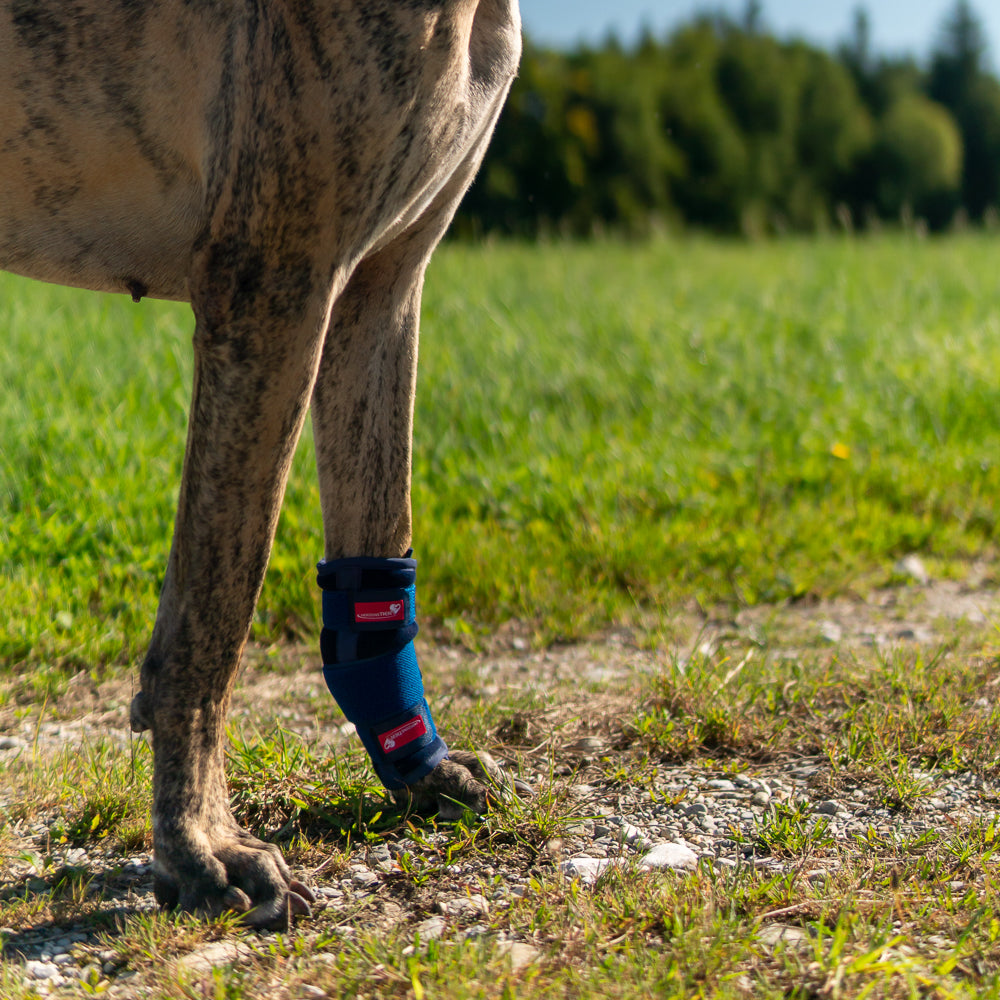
[26,961,59,981]
[497,941,541,971]
[790,764,819,777]
[819,621,843,643]
[176,942,252,974]
[296,986,327,999]
[894,554,929,585]
[78,965,102,985]
[895,626,933,643]
[559,857,618,883]
[751,791,770,807]
[639,843,698,872]
[684,803,708,818]
[758,924,812,948]
[0,736,24,750]
[814,800,840,816]
[619,822,645,846]
[413,915,447,942]
[440,894,489,918]
[705,779,735,792]
[351,870,379,889]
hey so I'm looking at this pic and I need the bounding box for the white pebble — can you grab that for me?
[619,822,644,845]
[559,857,618,883]
[296,987,326,999]
[26,961,60,980]
[639,843,699,872]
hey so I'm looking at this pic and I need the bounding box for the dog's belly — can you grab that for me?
[0,91,205,302]
[0,168,202,302]
[0,2,212,301]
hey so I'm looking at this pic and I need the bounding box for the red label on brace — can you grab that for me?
[355,600,405,624]
[378,716,427,753]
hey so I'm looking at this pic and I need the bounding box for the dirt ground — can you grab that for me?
[4,566,998,747]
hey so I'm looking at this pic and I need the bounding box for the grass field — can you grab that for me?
[4,234,1000,674]
[4,235,1000,997]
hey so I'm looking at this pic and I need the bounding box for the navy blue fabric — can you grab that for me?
[343,695,447,788]
[317,555,448,790]
[322,641,424,723]
[321,584,416,632]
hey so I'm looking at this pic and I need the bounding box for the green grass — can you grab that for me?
[5,233,1000,672]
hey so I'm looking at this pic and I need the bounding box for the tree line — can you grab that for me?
[454,2,1000,237]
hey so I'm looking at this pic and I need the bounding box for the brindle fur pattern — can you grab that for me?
[1,0,521,926]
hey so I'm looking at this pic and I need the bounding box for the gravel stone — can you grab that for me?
[639,843,698,872]
[351,870,379,889]
[176,942,252,974]
[497,941,541,970]
[619,822,645,845]
[413,916,447,941]
[560,857,618,882]
[758,924,813,949]
[440,894,489,917]
[25,961,59,980]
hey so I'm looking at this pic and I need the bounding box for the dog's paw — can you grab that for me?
[153,827,315,928]
[395,749,532,820]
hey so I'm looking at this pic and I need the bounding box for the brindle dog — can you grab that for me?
[1,0,521,926]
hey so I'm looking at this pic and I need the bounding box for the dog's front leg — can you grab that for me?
[130,257,332,926]
[311,181,527,818]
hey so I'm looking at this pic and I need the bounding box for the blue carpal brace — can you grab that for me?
[317,554,448,790]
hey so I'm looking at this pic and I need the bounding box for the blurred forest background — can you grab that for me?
[455,1,1000,238]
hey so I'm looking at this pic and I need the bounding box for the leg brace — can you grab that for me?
[317,554,448,790]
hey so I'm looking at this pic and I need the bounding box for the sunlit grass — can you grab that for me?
[4,234,1000,672]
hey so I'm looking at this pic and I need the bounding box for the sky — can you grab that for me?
[520,2,1000,63]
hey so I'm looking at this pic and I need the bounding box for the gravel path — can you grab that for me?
[4,748,996,995]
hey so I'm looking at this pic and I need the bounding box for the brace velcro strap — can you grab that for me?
[322,585,417,632]
[317,555,448,790]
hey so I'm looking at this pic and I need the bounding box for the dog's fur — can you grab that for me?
[1,0,521,925]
